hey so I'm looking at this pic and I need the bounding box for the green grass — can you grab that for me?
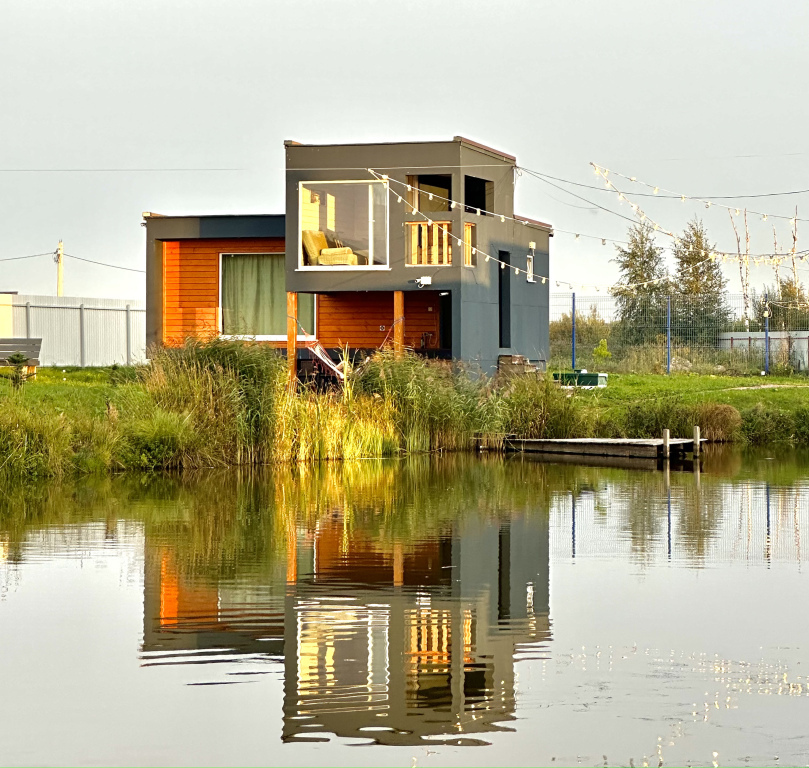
[3,349,809,479]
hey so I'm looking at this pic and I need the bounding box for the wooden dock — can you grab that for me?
[505,435,701,460]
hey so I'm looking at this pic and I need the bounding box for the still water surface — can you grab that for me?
[1,450,808,766]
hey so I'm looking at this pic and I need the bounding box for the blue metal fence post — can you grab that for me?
[666,295,671,375]
[764,292,770,375]
[571,292,576,370]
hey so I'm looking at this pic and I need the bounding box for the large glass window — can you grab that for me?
[221,253,315,337]
[299,180,388,268]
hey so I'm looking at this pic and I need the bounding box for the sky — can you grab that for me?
[1,0,808,300]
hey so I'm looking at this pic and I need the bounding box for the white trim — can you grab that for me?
[296,266,392,272]
[218,251,317,337]
[526,253,536,283]
[221,334,310,342]
[298,179,389,270]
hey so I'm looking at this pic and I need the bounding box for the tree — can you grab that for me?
[672,218,730,345]
[611,220,669,346]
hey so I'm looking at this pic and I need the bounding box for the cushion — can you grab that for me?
[302,230,330,265]
[318,249,358,266]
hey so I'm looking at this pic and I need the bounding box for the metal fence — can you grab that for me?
[7,295,146,367]
[550,292,809,374]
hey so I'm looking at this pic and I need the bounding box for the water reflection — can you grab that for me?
[1,449,809,760]
[138,458,551,746]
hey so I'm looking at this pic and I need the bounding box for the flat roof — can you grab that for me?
[142,212,283,219]
[284,136,516,163]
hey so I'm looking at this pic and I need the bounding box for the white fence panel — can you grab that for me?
[9,295,146,367]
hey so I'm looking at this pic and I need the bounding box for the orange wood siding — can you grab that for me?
[316,291,441,349]
[161,237,284,345]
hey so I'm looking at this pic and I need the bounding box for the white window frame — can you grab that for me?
[218,252,315,341]
[526,253,536,283]
[297,179,390,271]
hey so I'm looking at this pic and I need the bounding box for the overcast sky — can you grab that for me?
[1,0,808,299]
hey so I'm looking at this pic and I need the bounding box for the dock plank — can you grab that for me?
[505,437,697,459]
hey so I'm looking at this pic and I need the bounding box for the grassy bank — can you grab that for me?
[2,341,809,478]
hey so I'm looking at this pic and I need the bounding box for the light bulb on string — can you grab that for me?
[514,267,519,275]
[450,201,456,209]
[500,262,506,270]
[706,202,712,208]
[735,209,740,216]
[762,214,768,221]
[602,239,606,245]
[541,277,546,284]
[428,193,433,201]
[500,215,505,222]
[476,208,481,216]
[484,253,489,262]
[472,248,477,256]
[653,187,659,195]
[681,195,686,203]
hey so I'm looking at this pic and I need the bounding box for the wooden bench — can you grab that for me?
[0,338,43,378]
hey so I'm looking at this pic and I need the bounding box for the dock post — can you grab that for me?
[693,425,701,456]
[286,292,298,386]
[393,290,405,358]
[662,428,670,459]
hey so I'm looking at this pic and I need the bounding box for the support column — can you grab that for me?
[393,290,405,358]
[287,292,298,384]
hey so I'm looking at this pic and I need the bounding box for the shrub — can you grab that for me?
[696,403,742,442]
[0,402,73,477]
[120,408,200,470]
[740,403,795,444]
[501,375,591,439]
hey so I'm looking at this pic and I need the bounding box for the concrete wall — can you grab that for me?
[10,295,145,367]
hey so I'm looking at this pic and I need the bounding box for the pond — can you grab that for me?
[1,449,808,767]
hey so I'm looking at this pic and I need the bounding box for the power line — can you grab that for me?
[0,168,242,173]
[522,169,809,200]
[64,254,145,273]
[0,251,55,263]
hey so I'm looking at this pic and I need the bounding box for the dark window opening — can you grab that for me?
[439,291,453,350]
[407,174,451,213]
[498,251,511,348]
[464,175,494,214]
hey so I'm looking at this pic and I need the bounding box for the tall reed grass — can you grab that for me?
[0,339,804,479]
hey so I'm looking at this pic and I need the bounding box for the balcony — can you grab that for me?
[407,222,476,267]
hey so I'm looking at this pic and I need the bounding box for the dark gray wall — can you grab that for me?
[285,139,551,374]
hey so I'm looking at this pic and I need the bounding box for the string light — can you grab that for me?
[594,164,808,223]
[371,168,803,292]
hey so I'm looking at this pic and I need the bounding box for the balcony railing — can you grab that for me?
[407,221,452,266]
[406,222,476,267]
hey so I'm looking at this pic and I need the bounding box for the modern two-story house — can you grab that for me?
[144,136,552,376]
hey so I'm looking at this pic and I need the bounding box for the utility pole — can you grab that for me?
[56,240,64,296]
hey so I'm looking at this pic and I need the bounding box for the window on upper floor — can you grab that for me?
[406,174,452,213]
[299,180,388,269]
[464,175,494,214]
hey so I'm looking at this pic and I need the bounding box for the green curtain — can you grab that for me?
[222,254,314,336]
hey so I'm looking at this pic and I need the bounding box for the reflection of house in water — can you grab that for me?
[142,511,549,746]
